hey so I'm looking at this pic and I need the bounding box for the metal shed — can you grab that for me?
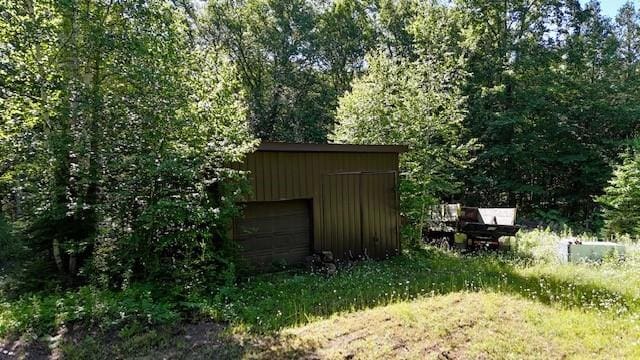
[233,142,407,266]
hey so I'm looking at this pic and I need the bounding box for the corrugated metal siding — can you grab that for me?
[361,172,399,258]
[243,152,397,201]
[239,151,400,259]
[321,174,362,258]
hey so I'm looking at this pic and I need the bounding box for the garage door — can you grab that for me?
[234,200,312,266]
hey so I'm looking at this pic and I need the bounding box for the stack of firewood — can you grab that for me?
[304,251,337,275]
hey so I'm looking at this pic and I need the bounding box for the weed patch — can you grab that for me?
[0,284,178,337]
[208,238,639,332]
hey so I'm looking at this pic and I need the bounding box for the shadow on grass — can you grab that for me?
[10,321,319,360]
[214,247,636,333]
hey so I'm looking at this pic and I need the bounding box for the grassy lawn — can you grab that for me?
[281,291,640,359]
[2,230,640,359]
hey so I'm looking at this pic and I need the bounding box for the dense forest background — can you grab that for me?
[1,0,640,290]
[207,0,640,228]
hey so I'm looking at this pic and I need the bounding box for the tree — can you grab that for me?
[0,0,255,290]
[205,0,423,143]
[456,0,568,215]
[374,0,418,58]
[207,0,334,142]
[455,0,640,227]
[615,1,640,78]
[333,36,473,241]
[315,0,377,94]
[597,146,640,237]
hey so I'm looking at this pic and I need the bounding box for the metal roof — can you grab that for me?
[257,142,408,153]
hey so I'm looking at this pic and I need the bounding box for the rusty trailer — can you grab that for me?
[425,204,520,249]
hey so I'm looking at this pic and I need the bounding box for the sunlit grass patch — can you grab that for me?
[282,291,640,359]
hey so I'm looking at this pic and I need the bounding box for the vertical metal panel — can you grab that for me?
[331,175,339,255]
[349,174,361,257]
[312,153,322,250]
[361,172,399,258]
[360,173,370,256]
[246,154,256,201]
[305,153,313,197]
[247,153,255,201]
[383,174,391,256]
[268,153,277,201]
[329,174,337,252]
[375,174,383,257]
[366,174,374,257]
[367,173,381,257]
[293,153,301,198]
[286,153,294,198]
[361,174,371,256]
[288,153,297,198]
[276,153,285,199]
[349,174,358,256]
[321,173,362,258]
[262,153,268,200]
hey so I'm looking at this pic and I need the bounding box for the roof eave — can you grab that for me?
[257,142,408,154]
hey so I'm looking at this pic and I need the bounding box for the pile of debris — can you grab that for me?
[304,251,337,275]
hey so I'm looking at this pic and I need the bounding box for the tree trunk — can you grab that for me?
[53,238,64,273]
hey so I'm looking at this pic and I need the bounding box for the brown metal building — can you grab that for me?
[233,142,407,266]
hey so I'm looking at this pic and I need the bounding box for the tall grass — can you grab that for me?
[1,229,638,337]
[513,229,640,304]
[513,227,639,261]
[207,231,640,332]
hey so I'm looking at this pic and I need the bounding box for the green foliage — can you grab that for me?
[315,0,377,91]
[0,284,178,337]
[0,1,256,291]
[207,0,336,142]
[0,215,14,262]
[333,4,475,241]
[456,0,640,225]
[331,0,640,231]
[597,148,640,237]
[205,0,427,142]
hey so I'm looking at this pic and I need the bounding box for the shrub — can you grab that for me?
[0,284,178,337]
[597,148,640,238]
[0,215,16,262]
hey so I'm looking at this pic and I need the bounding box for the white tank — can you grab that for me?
[557,239,625,263]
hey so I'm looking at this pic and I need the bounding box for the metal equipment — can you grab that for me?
[557,240,625,263]
[425,204,520,250]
